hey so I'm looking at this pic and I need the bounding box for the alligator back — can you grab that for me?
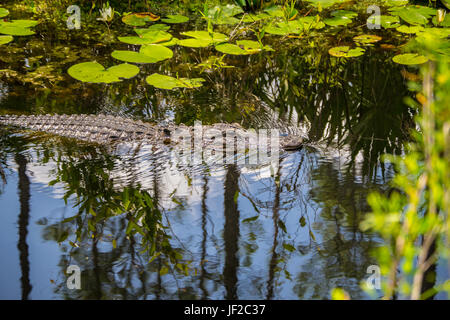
[0,114,161,143]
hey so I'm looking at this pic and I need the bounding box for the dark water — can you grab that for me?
[1,4,446,300]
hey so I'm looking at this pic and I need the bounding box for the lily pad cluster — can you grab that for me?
[67,62,140,83]
[0,8,38,45]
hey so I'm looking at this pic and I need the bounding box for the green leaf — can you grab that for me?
[181,30,228,42]
[324,10,357,27]
[305,0,350,9]
[112,45,173,64]
[68,62,139,83]
[119,30,172,45]
[215,43,249,55]
[122,12,160,26]
[367,15,400,29]
[299,216,306,227]
[353,34,382,44]
[283,243,296,252]
[328,46,365,58]
[178,38,213,48]
[145,73,205,90]
[161,14,189,24]
[0,8,10,18]
[278,220,287,233]
[140,44,174,60]
[389,6,436,25]
[0,35,13,45]
[0,20,38,36]
[242,215,259,223]
[392,53,429,65]
[207,4,243,18]
[396,25,424,34]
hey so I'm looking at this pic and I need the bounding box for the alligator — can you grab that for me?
[0,114,305,151]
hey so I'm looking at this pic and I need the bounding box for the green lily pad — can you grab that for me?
[384,0,409,5]
[324,10,357,27]
[396,25,425,34]
[0,25,34,36]
[178,30,228,48]
[181,31,228,42]
[265,18,324,36]
[416,27,450,39]
[215,40,272,55]
[0,20,38,36]
[242,13,271,23]
[146,73,205,90]
[305,0,350,9]
[215,43,249,55]
[442,0,450,10]
[207,4,243,18]
[112,44,173,64]
[158,37,179,47]
[178,38,213,48]
[353,34,382,44]
[122,12,160,26]
[0,35,13,45]
[161,14,189,24]
[328,46,365,58]
[118,30,172,45]
[4,20,39,28]
[367,15,401,29]
[389,6,436,25]
[264,6,284,17]
[392,53,428,65]
[0,8,10,18]
[140,44,174,60]
[68,62,139,83]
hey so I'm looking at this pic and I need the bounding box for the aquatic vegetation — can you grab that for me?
[328,46,365,58]
[305,0,351,9]
[118,29,172,45]
[353,34,382,45]
[367,15,401,29]
[392,53,429,65]
[215,39,273,55]
[161,14,189,24]
[265,17,325,35]
[0,35,13,45]
[0,20,39,36]
[122,11,160,26]
[207,3,244,24]
[396,25,425,34]
[112,44,173,64]
[146,73,205,89]
[389,5,437,26]
[178,30,229,48]
[67,62,140,83]
[0,8,9,18]
[324,10,357,27]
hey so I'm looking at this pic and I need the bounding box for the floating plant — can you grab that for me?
[161,14,189,24]
[392,53,429,65]
[178,31,228,48]
[67,62,140,83]
[146,73,205,90]
[122,12,160,26]
[328,46,365,58]
[112,44,173,64]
